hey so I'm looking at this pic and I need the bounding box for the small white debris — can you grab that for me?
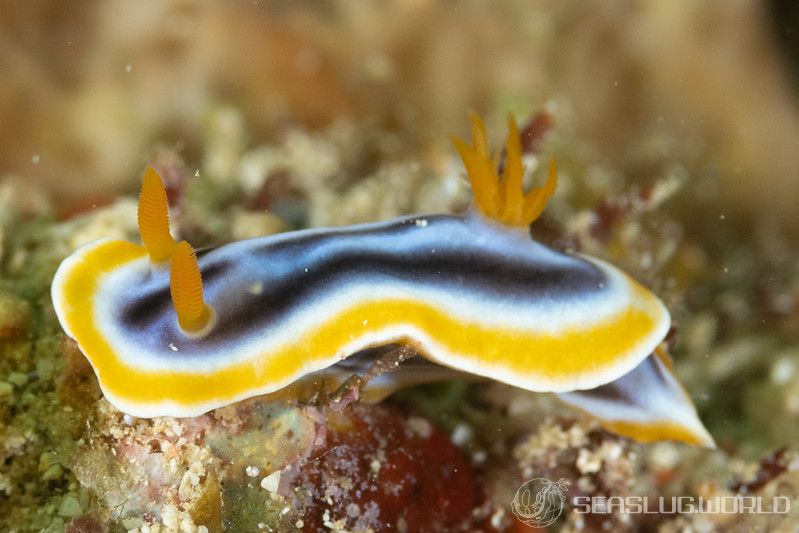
[370,458,381,474]
[32,154,40,164]
[407,416,432,439]
[719,214,726,220]
[397,516,408,533]
[450,423,473,446]
[304,267,309,272]
[195,169,200,177]
[490,508,505,529]
[772,357,796,385]
[576,448,602,474]
[414,218,428,227]
[260,470,281,492]
[295,519,304,528]
[120,517,144,529]
[122,414,135,425]
[58,495,82,517]
[577,475,596,493]
[246,465,260,478]
[248,282,264,295]
[602,441,623,460]
[650,442,681,470]
[472,450,487,464]
[161,503,179,530]
[168,343,179,352]
[125,63,133,72]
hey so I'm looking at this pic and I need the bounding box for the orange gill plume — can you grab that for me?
[452,112,557,227]
[138,166,177,263]
[169,240,213,334]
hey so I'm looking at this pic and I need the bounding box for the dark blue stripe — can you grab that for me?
[116,214,609,356]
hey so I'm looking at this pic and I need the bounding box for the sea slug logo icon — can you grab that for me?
[511,477,570,527]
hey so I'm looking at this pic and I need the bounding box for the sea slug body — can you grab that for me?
[51,113,713,447]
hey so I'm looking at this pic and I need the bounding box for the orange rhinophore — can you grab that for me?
[452,112,557,227]
[169,240,212,333]
[137,167,177,263]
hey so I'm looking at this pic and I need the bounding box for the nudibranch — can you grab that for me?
[51,114,713,447]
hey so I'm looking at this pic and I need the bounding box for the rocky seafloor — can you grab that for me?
[2,1,799,532]
[1,104,798,532]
